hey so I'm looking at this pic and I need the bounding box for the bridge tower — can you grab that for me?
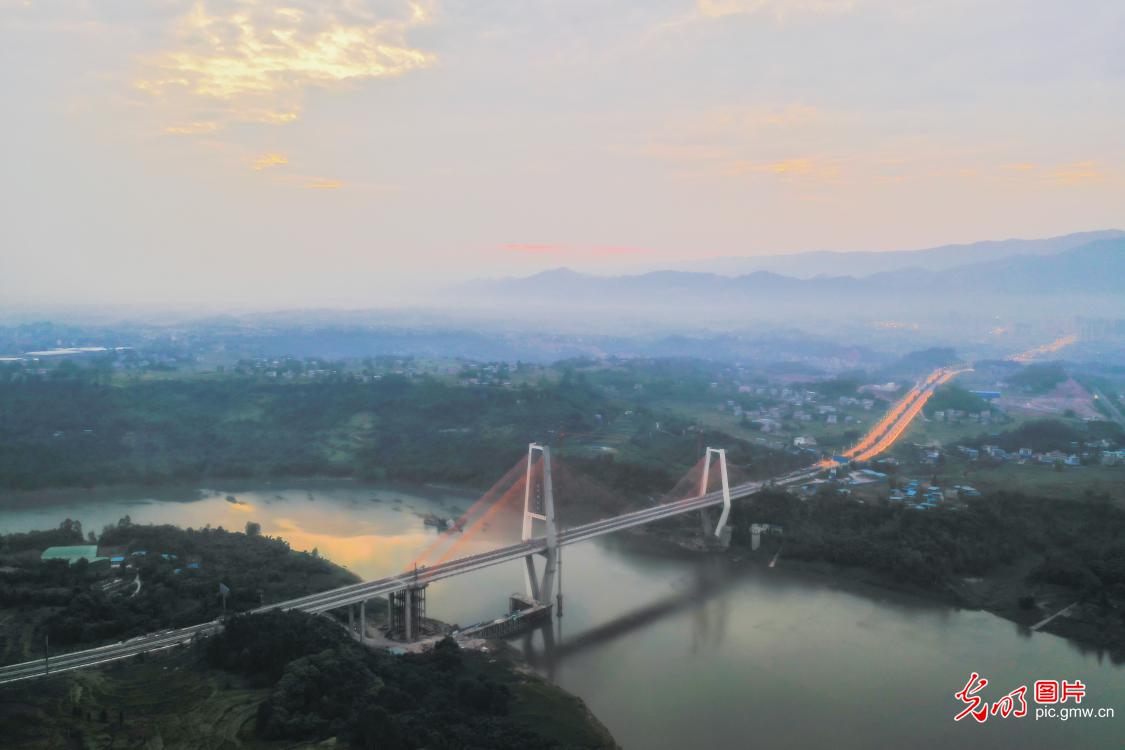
[698,447,732,544]
[521,443,559,608]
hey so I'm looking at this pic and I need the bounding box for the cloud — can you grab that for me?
[719,156,842,181]
[683,104,823,137]
[751,157,817,174]
[1050,161,1101,185]
[135,1,436,127]
[305,178,342,189]
[251,152,288,170]
[163,121,222,135]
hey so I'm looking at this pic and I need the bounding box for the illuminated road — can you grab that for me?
[1007,334,1078,364]
[851,368,968,461]
[824,366,971,466]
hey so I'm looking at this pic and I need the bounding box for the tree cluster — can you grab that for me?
[210,611,556,749]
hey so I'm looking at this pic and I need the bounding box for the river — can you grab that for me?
[2,481,1121,748]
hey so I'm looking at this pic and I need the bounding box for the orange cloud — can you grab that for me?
[305,178,343,190]
[136,1,436,129]
[164,121,222,135]
[251,152,289,170]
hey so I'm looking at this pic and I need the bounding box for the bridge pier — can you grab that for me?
[388,585,427,641]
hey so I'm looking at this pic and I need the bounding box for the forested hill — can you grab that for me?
[0,370,801,494]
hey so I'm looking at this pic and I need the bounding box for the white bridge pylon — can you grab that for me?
[699,447,732,540]
[521,443,559,607]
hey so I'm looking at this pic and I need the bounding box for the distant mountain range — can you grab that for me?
[670,230,1125,278]
[458,235,1125,318]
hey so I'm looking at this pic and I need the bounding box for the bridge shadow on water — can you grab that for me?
[516,558,738,677]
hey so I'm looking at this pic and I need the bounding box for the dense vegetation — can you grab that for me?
[0,371,604,489]
[1005,362,1068,394]
[966,417,1122,452]
[0,521,355,658]
[208,611,594,748]
[0,368,799,495]
[0,612,613,750]
[923,384,991,416]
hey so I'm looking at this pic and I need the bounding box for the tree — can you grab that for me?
[245,521,261,537]
[352,706,406,750]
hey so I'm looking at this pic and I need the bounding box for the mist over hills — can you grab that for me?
[5,231,1122,367]
[459,235,1125,321]
[670,230,1125,278]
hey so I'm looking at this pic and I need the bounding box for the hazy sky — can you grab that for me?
[2,0,1124,310]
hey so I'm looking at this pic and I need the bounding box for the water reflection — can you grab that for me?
[3,483,1123,749]
[525,558,739,672]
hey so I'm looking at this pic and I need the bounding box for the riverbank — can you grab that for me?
[0,475,483,509]
[0,521,361,667]
[744,549,1124,661]
[7,476,1123,667]
[635,513,1125,664]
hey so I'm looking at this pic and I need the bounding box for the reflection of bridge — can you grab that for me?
[521,564,738,670]
[0,365,962,685]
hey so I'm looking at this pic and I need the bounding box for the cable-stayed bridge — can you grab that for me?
[0,366,963,685]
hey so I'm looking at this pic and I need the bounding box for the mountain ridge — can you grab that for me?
[458,238,1125,312]
[668,229,1125,278]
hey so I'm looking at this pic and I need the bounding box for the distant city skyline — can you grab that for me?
[3,0,1124,309]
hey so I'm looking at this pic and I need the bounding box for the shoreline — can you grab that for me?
[635,524,1124,662]
[0,475,476,511]
[5,477,1121,662]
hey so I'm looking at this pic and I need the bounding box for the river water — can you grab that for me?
[2,481,1121,749]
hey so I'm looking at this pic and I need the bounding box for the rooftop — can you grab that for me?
[41,545,107,565]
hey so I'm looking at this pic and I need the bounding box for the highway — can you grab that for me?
[0,622,219,684]
[832,365,970,465]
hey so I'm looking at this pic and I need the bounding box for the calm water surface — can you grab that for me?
[2,482,1121,749]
